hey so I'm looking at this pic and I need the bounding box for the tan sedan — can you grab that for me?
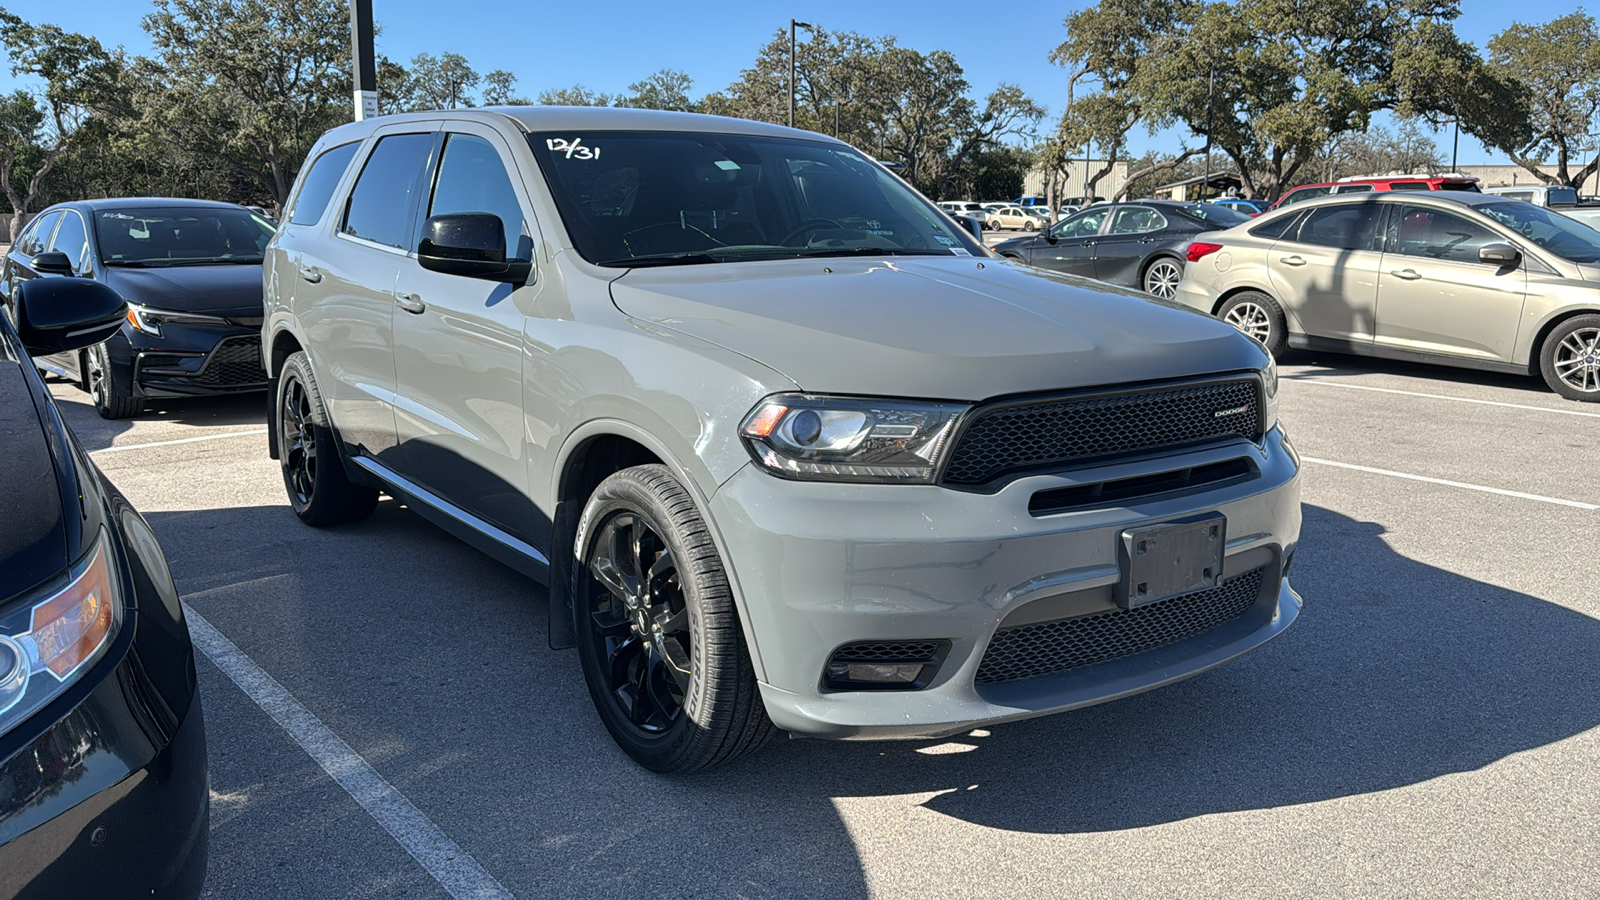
[1172,192,1600,401]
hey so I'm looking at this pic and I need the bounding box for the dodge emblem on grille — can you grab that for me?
[1214,405,1250,418]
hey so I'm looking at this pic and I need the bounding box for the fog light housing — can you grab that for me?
[822,640,951,692]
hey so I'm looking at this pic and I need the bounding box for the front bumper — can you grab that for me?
[116,321,267,399]
[709,427,1302,740]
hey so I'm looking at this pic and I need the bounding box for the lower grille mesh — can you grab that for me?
[975,566,1267,685]
[194,335,264,387]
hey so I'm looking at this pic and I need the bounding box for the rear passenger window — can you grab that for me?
[428,134,530,261]
[1388,182,1430,191]
[289,142,360,226]
[1279,187,1328,206]
[341,133,435,249]
[1293,205,1383,251]
[1334,184,1373,194]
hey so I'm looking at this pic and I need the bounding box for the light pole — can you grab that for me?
[1451,118,1459,174]
[789,19,815,129]
[349,0,377,121]
[1201,67,1214,202]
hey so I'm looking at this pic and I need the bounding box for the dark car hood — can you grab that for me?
[610,256,1266,400]
[0,359,66,600]
[103,264,264,319]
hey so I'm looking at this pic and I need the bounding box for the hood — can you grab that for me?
[609,256,1267,400]
[103,263,264,319]
[0,359,67,600]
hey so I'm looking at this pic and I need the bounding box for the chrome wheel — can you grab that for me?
[1144,260,1183,299]
[1224,302,1273,344]
[280,376,317,506]
[1553,326,1600,394]
[585,511,691,735]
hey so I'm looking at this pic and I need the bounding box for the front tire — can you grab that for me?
[1142,257,1184,300]
[276,351,379,526]
[573,465,773,773]
[1539,314,1600,401]
[1217,291,1289,357]
[87,341,143,419]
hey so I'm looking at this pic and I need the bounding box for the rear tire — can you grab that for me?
[573,465,774,773]
[1539,314,1600,402]
[1142,257,1184,300]
[1217,291,1289,358]
[87,341,143,419]
[276,351,379,526]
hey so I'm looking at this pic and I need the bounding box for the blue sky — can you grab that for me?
[0,0,1579,165]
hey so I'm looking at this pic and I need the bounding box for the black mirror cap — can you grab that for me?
[1480,242,1521,267]
[14,277,126,355]
[31,251,74,276]
[954,215,983,240]
[417,213,530,283]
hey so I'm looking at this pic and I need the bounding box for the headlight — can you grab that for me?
[739,394,968,483]
[1261,354,1280,431]
[0,531,122,735]
[125,304,230,337]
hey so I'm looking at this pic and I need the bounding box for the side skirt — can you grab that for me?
[1287,334,1531,376]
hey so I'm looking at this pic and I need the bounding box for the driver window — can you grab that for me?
[1389,206,1499,263]
[47,211,89,273]
[429,133,532,262]
[1108,207,1168,235]
[1052,208,1108,238]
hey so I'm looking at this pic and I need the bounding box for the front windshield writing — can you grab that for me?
[527,131,985,266]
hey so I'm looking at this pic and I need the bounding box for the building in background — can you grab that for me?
[1023,159,1130,204]
[1152,172,1245,202]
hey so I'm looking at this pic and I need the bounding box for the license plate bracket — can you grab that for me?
[1115,514,1226,610]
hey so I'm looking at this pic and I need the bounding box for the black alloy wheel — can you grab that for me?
[87,341,142,419]
[275,351,378,526]
[574,465,773,772]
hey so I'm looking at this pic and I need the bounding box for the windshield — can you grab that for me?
[1478,201,1600,263]
[527,131,985,266]
[1177,203,1252,225]
[94,207,275,266]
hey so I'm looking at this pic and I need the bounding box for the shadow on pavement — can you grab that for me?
[146,499,1597,897]
[1283,349,1548,396]
[47,384,265,453]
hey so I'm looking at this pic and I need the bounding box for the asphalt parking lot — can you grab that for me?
[44,341,1600,899]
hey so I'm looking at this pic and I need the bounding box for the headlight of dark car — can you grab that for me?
[739,394,968,483]
[125,303,231,337]
[0,530,122,735]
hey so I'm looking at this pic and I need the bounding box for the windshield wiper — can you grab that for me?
[104,259,157,267]
[595,252,722,268]
[786,247,952,259]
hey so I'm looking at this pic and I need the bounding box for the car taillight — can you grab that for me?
[1187,242,1224,262]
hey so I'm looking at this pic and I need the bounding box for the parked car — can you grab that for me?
[1267,174,1480,211]
[264,107,1301,772]
[992,200,1253,298]
[1022,207,1054,226]
[0,199,275,418]
[1056,204,1081,219]
[0,276,208,897]
[1483,184,1577,208]
[1173,192,1600,401]
[1013,196,1048,207]
[1212,198,1267,216]
[986,205,1041,230]
[937,201,991,225]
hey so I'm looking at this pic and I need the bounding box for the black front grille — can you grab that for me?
[830,641,946,663]
[975,566,1266,685]
[193,335,265,387]
[941,378,1261,487]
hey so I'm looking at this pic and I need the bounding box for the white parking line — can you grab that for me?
[90,428,268,454]
[1301,457,1600,510]
[1284,377,1600,419]
[183,604,515,900]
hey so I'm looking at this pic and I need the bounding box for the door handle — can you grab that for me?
[1084,240,1096,247]
[1279,255,1306,267]
[1138,237,1158,243]
[297,266,322,284]
[394,291,426,314]
[1389,268,1421,280]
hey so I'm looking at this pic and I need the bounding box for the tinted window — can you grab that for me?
[1439,182,1481,193]
[17,211,61,257]
[1109,206,1168,235]
[289,141,360,226]
[527,130,983,264]
[1293,205,1383,251]
[47,211,88,270]
[1389,206,1500,263]
[1501,191,1534,203]
[95,207,276,265]
[1280,186,1330,206]
[1334,184,1373,194]
[1478,200,1600,263]
[1548,187,1579,206]
[428,133,530,261]
[1388,182,1430,192]
[1249,211,1303,240]
[342,133,435,249]
[1050,207,1109,238]
[1175,203,1251,225]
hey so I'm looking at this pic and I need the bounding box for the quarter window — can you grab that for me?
[1293,205,1383,251]
[341,133,436,249]
[428,134,530,261]
[1108,206,1168,235]
[1388,206,1501,263]
[47,211,88,271]
[289,141,360,226]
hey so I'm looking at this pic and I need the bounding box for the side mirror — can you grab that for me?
[954,215,983,241]
[32,251,74,276]
[1479,242,1521,267]
[417,213,531,283]
[13,277,126,355]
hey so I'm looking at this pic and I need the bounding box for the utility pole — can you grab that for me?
[1202,67,1214,202]
[350,0,377,121]
[1451,118,1460,174]
[789,19,814,128]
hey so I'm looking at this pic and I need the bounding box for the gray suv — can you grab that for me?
[263,108,1302,772]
